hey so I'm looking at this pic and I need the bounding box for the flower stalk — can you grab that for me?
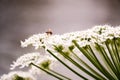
[69,48,107,80]
[30,63,64,80]
[54,45,103,80]
[47,49,88,80]
[73,40,117,80]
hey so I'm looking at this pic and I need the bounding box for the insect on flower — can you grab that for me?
[46,29,52,35]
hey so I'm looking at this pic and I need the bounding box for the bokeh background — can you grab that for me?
[0,0,120,79]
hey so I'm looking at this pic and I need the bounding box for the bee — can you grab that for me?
[46,29,52,35]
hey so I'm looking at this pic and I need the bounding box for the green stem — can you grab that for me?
[113,39,120,66]
[111,40,120,75]
[49,69,71,80]
[101,43,118,77]
[105,41,120,77]
[116,39,120,63]
[95,43,117,79]
[113,38,120,78]
[30,63,63,80]
[115,39,120,79]
[54,45,101,80]
[73,40,116,80]
[114,38,120,62]
[47,49,88,80]
[104,41,118,76]
[71,50,106,80]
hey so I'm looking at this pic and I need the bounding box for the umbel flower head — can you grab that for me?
[12,25,120,80]
[10,52,56,70]
[0,71,36,80]
[21,25,120,49]
[10,52,41,70]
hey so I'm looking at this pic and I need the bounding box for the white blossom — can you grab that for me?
[91,25,114,41]
[10,52,41,70]
[21,25,120,50]
[113,26,120,38]
[10,52,57,71]
[0,71,36,80]
[21,33,49,49]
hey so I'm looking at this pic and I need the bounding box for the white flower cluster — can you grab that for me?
[0,71,36,80]
[10,52,42,69]
[21,25,120,49]
[10,52,56,70]
[21,33,48,49]
[92,25,117,42]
